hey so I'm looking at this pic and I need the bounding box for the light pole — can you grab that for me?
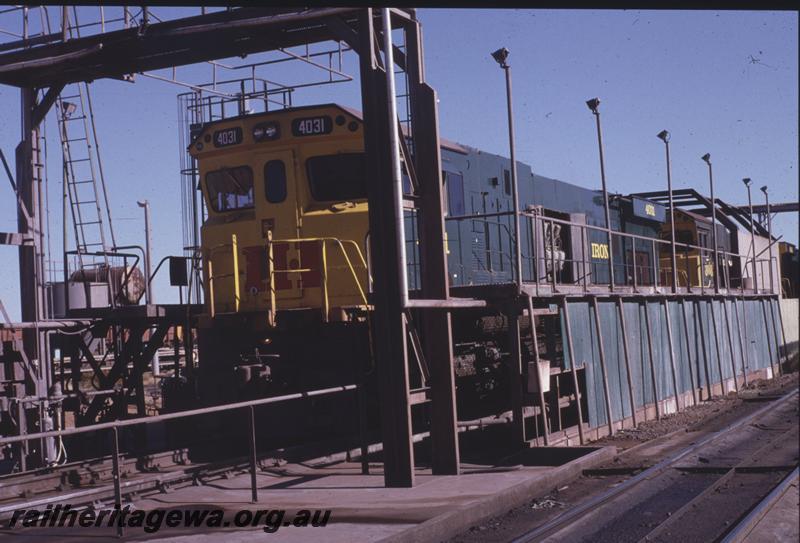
[760,185,774,293]
[137,200,153,305]
[657,130,677,292]
[587,98,614,289]
[701,153,719,293]
[491,47,523,290]
[743,178,757,291]
[137,199,158,376]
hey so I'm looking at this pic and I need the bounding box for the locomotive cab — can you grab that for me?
[189,105,371,324]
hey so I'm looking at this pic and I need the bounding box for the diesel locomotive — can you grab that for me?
[188,103,737,416]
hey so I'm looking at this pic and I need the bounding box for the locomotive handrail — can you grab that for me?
[445,209,777,294]
[517,211,775,293]
[205,234,241,316]
[266,234,370,323]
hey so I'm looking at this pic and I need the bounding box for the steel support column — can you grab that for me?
[359,9,414,487]
[680,299,699,406]
[507,305,526,446]
[406,20,459,475]
[642,301,661,419]
[615,297,638,426]
[662,298,681,411]
[721,299,740,391]
[708,299,726,393]
[16,87,45,384]
[561,297,585,444]
[591,297,615,434]
[695,299,713,400]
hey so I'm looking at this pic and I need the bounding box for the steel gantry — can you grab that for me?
[0,7,470,487]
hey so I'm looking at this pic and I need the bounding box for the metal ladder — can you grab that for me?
[47,7,116,276]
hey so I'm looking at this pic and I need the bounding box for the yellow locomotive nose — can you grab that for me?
[192,105,371,325]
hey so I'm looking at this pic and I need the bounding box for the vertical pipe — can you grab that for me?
[320,241,329,322]
[231,233,240,312]
[616,296,638,427]
[721,299,739,392]
[61,6,68,41]
[248,405,258,503]
[745,181,757,292]
[550,219,557,290]
[642,301,661,419]
[662,298,681,411]
[591,297,615,435]
[561,298,585,444]
[708,299,726,394]
[111,427,124,537]
[760,299,776,377]
[507,307,526,445]
[526,296,549,445]
[733,297,749,386]
[702,156,720,294]
[267,232,275,326]
[582,224,588,292]
[137,200,152,304]
[680,299,699,406]
[589,102,614,290]
[503,64,523,290]
[652,239,658,289]
[206,259,215,318]
[380,8,408,308]
[762,189,774,294]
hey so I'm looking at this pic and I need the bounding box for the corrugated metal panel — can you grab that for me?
[560,296,779,428]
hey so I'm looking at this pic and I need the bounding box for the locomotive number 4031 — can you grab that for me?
[213,127,243,148]
[292,116,333,137]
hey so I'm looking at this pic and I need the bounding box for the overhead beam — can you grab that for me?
[0,8,379,87]
[738,202,799,215]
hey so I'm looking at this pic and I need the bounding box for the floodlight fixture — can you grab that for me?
[657,130,670,142]
[491,47,509,68]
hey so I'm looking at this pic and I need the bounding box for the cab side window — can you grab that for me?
[264,160,287,203]
[206,166,254,212]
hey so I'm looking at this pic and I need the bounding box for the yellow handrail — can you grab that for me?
[266,235,370,324]
[205,234,241,317]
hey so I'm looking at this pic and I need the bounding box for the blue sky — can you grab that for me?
[0,8,797,320]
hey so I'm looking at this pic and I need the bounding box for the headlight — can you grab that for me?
[253,122,280,142]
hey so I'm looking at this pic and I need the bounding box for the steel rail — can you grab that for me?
[510,387,800,543]
[720,466,799,543]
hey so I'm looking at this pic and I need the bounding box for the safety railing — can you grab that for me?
[61,249,142,313]
[266,233,370,324]
[444,210,779,296]
[0,383,357,532]
[525,212,778,295]
[205,234,240,317]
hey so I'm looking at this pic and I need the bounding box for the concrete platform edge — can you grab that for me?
[379,446,617,543]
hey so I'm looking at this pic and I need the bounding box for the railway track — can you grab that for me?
[511,388,799,543]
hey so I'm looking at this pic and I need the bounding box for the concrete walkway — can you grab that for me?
[2,446,613,542]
